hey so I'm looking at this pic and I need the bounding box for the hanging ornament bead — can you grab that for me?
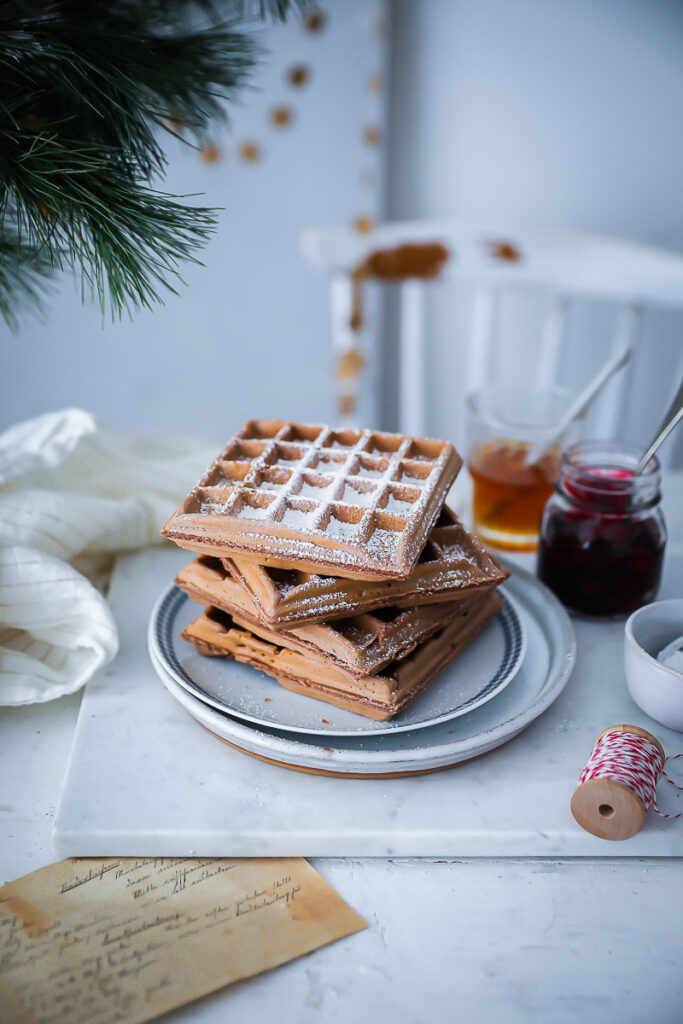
[353,216,375,234]
[239,142,261,162]
[270,106,293,127]
[304,10,326,33]
[335,346,364,379]
[200,142,222,164]
[287,64,310,87]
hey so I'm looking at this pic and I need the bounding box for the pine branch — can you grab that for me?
[0,16,261,175]
[0,229,53,331]
[0,0,306,329]
[2,133,219,316]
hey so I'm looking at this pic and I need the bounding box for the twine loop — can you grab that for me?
[579,730,682,820]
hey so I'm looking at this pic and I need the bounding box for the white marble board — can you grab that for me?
[54,548,683,857]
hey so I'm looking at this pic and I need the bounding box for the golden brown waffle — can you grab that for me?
[181,591,504,721]
[176,556,474,678]
[161,420,462,580]
[223,506,507,627]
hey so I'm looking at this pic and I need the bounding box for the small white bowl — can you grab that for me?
[624,600,683,732]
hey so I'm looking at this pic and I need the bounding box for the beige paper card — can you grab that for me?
[0,857,366,1024]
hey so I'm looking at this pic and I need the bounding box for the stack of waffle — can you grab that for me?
[161,421,507,721]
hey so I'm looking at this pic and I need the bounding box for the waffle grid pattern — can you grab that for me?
[166,420,461,577]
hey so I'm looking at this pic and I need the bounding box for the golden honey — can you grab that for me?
[468,440,561,551]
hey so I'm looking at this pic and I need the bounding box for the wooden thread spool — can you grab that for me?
[571,724,665,840]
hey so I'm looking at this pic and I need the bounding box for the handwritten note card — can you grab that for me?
[0,857,366,1023]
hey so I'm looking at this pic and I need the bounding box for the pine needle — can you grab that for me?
[0,0,306,328]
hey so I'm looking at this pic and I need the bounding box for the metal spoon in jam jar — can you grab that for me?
[634,378,683,474]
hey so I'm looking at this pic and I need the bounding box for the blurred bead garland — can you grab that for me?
[197,7,328,165]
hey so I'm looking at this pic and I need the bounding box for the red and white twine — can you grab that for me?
[579,729,683,820]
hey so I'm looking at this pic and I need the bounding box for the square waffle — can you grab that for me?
[181,591,503,721]
[161,420,462,580]
[176,556,474,678]
[222,506,507,627]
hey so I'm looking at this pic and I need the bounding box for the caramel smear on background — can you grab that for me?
[349,242,450,331]
[487,240,522,262]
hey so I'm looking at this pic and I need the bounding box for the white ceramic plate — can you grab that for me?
[148,584,526,737]
[149,565,575,775]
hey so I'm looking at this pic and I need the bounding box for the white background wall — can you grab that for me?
[385,0,683,462]
[2,0,682,461]
[0,0,386,441]
[389,0,683,247]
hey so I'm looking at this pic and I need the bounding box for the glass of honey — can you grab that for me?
[466,385,578,552]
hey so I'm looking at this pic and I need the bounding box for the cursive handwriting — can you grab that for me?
[0,856,363,1024]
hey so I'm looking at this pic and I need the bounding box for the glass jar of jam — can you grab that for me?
[537,442,666,618]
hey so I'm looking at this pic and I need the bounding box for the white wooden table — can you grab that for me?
[2,478,682,1024]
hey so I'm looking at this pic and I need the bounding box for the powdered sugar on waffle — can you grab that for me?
[162,421,462,579]
[222,507,507,628]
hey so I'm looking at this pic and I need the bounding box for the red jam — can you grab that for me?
[537,443,666,618]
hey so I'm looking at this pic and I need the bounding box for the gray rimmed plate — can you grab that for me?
[148,563,575,775]
[148,584,525,737]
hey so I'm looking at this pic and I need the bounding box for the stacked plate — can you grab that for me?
[148,564,576,777]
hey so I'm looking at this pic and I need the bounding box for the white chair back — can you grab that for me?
[301,220,683,467]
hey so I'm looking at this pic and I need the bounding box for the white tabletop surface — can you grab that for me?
[2,477,682,1024]
[54,548,681,859]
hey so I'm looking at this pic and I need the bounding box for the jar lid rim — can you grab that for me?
[562,440,661,482]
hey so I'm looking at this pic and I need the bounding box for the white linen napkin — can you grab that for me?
[0,409,214,706]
